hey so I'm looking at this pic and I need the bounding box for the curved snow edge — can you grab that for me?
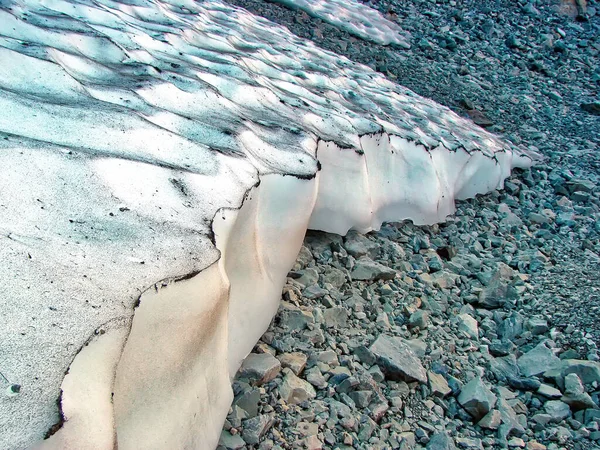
[37,133,536,450]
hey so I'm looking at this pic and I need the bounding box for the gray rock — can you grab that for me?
[522,2,541,16]
[497,397,526,438]
[517,343,560,377]
[497,314,524,341]
[531,413,553,427]
[571,191,590,202]
[585,409,600,423]
[537,384,562,399]
[323,306,348,328]
[280,369,316,404]
[234,388,261,418]
[368,365,385,383]
[526,317,549,335]
[344,231,379,258]
[478,280,510,309]
[428,371,452,398]
[305,366,328,389]
[489,355,520,382]
[507,376,541,391]
[507,438,526,448]
[304,435,323,450]
[358,415,378,441]
[316,350,339,366]
[295,245,313,268]
[564,373,584,395]
[303,285,328,299]
[370,334,427,383]
[454,437,484,449]
[427,431,457,450]
[562,374,597,410]
[242,414,275,445]
[544,359,600,386]
[590,430,600,441]
[320,267,346,289]
[277,352,307,376]
[335,376,358,394]
[279,305,314,331]
[559,349,579,360]
[457,377,497,421]
[566,178,596,193]
[305,232,341,262]
[294,268,319,288]
[409,310,429,330]
[351,257,396,281]
[399,431,416,448]
[406,338,427,358]
[544,400,571,422]
[562,391,597,411]
[478,410,502,429]
[376,312,392,329]
[457,313,479,340]
[219,430,246,450]
[348,390,373,408]
[238,353,281,385]
[528,212,551,225]
[429,270,458,289]
[227,404,249,428]
[489,340,516,357]
[353,345,376,366]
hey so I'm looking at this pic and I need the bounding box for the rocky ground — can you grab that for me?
[218,0,600,449]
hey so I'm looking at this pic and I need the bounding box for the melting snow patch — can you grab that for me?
[0,0,539,448]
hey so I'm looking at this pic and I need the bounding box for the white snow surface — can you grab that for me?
[0,0,538,448]
[268,0,411,46]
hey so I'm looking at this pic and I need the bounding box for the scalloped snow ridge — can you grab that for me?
[267,0,411,47]
[0,0,536,448]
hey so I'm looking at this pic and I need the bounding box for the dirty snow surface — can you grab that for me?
[267,0,411,46]
[0,0,534,448]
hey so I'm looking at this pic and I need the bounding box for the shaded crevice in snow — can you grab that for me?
[0,0,541,448]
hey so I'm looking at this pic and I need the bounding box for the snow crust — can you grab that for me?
[267,0,411,46]
[0,0,538,448]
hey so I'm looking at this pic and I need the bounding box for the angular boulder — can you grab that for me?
[238,353,281,385]
[370,334,427,383]
[279,369,316,405]
[351,258,396,281]
[458,377,497,421]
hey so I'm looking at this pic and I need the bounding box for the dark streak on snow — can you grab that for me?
[44,390,65,440]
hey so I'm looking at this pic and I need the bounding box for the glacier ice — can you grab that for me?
[0,0,538,448]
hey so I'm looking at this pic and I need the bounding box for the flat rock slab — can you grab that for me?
[517,343,560,377]
[351,257,397,281]
[370,334,427,383]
